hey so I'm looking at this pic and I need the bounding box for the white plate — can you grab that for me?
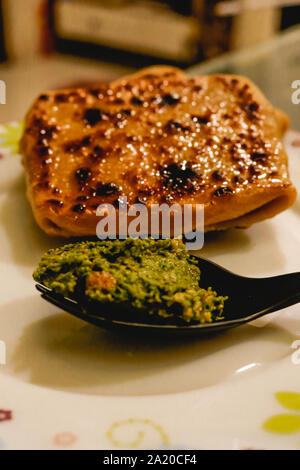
[0,123,300,450]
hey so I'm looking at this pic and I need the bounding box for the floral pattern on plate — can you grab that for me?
[263,392,300,434]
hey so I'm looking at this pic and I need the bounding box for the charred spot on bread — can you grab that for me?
[160,93,181,106]
[213,187,233,197]
[96,182,119,197]
[75,167,92,183]
[130,96,143,106]
[72,204,86,213]
[83,108,103,126]
[160,162,200,194]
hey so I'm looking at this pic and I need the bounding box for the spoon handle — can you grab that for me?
[256,271,300,295]
[250,272,300,313]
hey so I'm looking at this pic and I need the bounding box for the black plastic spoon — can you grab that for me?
[35,256,300,337]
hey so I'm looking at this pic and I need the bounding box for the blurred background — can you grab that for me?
[0,0,300,126]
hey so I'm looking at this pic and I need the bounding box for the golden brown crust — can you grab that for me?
[20,66,296,237]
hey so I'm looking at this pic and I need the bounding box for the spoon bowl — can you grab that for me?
[35,256,300,337]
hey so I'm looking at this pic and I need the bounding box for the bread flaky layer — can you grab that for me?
[21,66,296,237]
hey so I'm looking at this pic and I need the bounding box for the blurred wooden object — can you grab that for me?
[2,0,45,59]
[215,0,300,16]
[0,1,6,61]
[231,2,281,49]
[193,1,233,58]
[194,0,281,57]
[53,0,199,65]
